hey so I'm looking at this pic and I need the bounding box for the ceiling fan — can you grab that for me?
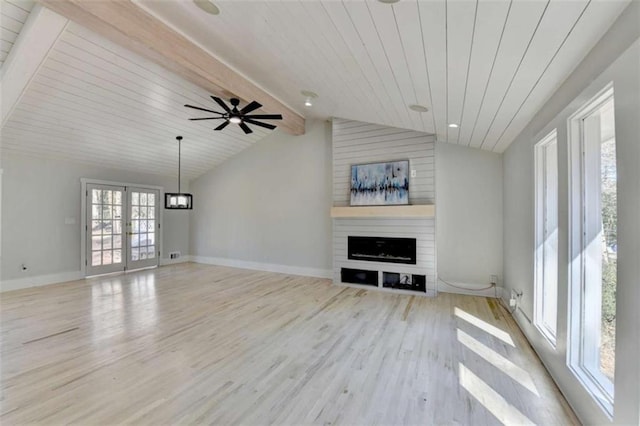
[184,96,282,134]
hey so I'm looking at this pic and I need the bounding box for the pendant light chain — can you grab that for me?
[177,135,183,193]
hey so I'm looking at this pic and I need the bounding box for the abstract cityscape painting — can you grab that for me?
[350,160,409,206]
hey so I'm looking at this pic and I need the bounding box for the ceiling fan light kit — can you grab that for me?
[185,96,283,134]
[193,0,220,15]
[301,90,318,108]
[409,104,429,113]
[165,136,193,210]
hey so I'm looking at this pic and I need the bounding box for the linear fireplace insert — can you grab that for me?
[348,236,417,264]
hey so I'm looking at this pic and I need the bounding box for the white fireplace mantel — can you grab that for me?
[330,205,435,219]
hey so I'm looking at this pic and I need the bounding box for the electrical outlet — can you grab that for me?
[490,275,498,285]
[169,251,181,259]
[411,169,417,178]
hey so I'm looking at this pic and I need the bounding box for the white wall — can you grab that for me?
[1,152,190,286]
[502,2,639,424]
[189,119,333,277]
[436,142,503,296]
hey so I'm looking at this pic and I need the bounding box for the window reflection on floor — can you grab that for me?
[459,363,535,425]
[456,306,537,425]
[455,307,515,347]
[90,272,158,345]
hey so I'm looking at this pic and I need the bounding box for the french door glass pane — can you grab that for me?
[129,191,157,264]
[90,187,123,268]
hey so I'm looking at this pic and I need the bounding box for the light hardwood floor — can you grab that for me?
[1,263,578,425]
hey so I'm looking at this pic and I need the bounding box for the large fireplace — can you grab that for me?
[348,236,417,265]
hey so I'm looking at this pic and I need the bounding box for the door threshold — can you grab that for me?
[86,265,158,279]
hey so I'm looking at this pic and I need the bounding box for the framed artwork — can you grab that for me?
[350,160,409,206]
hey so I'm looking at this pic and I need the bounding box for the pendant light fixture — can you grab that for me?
[165,136,193,210]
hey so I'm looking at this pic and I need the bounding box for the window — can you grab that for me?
[568,85,616,415]
[534,130,558,346]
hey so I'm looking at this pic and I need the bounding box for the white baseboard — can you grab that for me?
[191,255,333,279]
[1,270,84,292]
[437,279,503,299]
[1,257,192,292]
[160,255,192,266]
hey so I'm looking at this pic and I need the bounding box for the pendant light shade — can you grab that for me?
[165,136,193,210]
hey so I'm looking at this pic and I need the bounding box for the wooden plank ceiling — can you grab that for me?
[138,0,629,152]
[0,0,35,67]
[0,0,631,181]
[1,22,272,179]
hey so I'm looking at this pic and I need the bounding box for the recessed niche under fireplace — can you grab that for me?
[382,272,426,293]
[341,268,377,286]
[348,236,417,264]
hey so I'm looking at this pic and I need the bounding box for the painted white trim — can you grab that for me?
[0,270,84,292]
[79,178,164,191]
[1,259,188,292]
[191,256,333,279]
[160,255,192,266]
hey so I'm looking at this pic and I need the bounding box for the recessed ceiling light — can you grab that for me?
[409,104,429,113]
[448,123,459,128]
[301,90,318,107]
[193,0,220,15]
[378,0,401,3]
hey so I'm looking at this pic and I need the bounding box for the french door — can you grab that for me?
[126,187,159,269]
[86,184,159,276]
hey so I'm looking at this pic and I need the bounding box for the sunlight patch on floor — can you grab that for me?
[454,307,515,347]
[457,329,539,396]
[459,363,535,426]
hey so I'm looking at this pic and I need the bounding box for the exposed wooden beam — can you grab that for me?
[35,0,305,135]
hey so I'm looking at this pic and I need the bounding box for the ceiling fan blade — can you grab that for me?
[189,117,225,121]
[214,121,230,131]
[211,96,232,113]
[239,122,253,134]
[184,104,224,115]
[244,118,276,130]
[240,100,262,115]
[243,114,283,120]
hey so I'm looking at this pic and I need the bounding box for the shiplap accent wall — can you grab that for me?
[332,118,437,295]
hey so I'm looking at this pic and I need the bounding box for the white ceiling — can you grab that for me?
[0,0,34,68]
[138,0,629,152]
[1,21,271,179]
[0,0,631,181]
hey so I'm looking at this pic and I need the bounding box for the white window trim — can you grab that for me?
[567,83,615,417]
[534,129,558,347]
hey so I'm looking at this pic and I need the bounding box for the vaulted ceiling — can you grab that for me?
[0,15,270,179]
[0,0,34,68]
[0,0,631,179]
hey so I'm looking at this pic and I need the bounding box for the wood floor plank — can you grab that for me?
[0,263,578,425]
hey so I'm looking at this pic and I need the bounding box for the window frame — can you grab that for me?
[567,83,615,417]
[533,129,559,347]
